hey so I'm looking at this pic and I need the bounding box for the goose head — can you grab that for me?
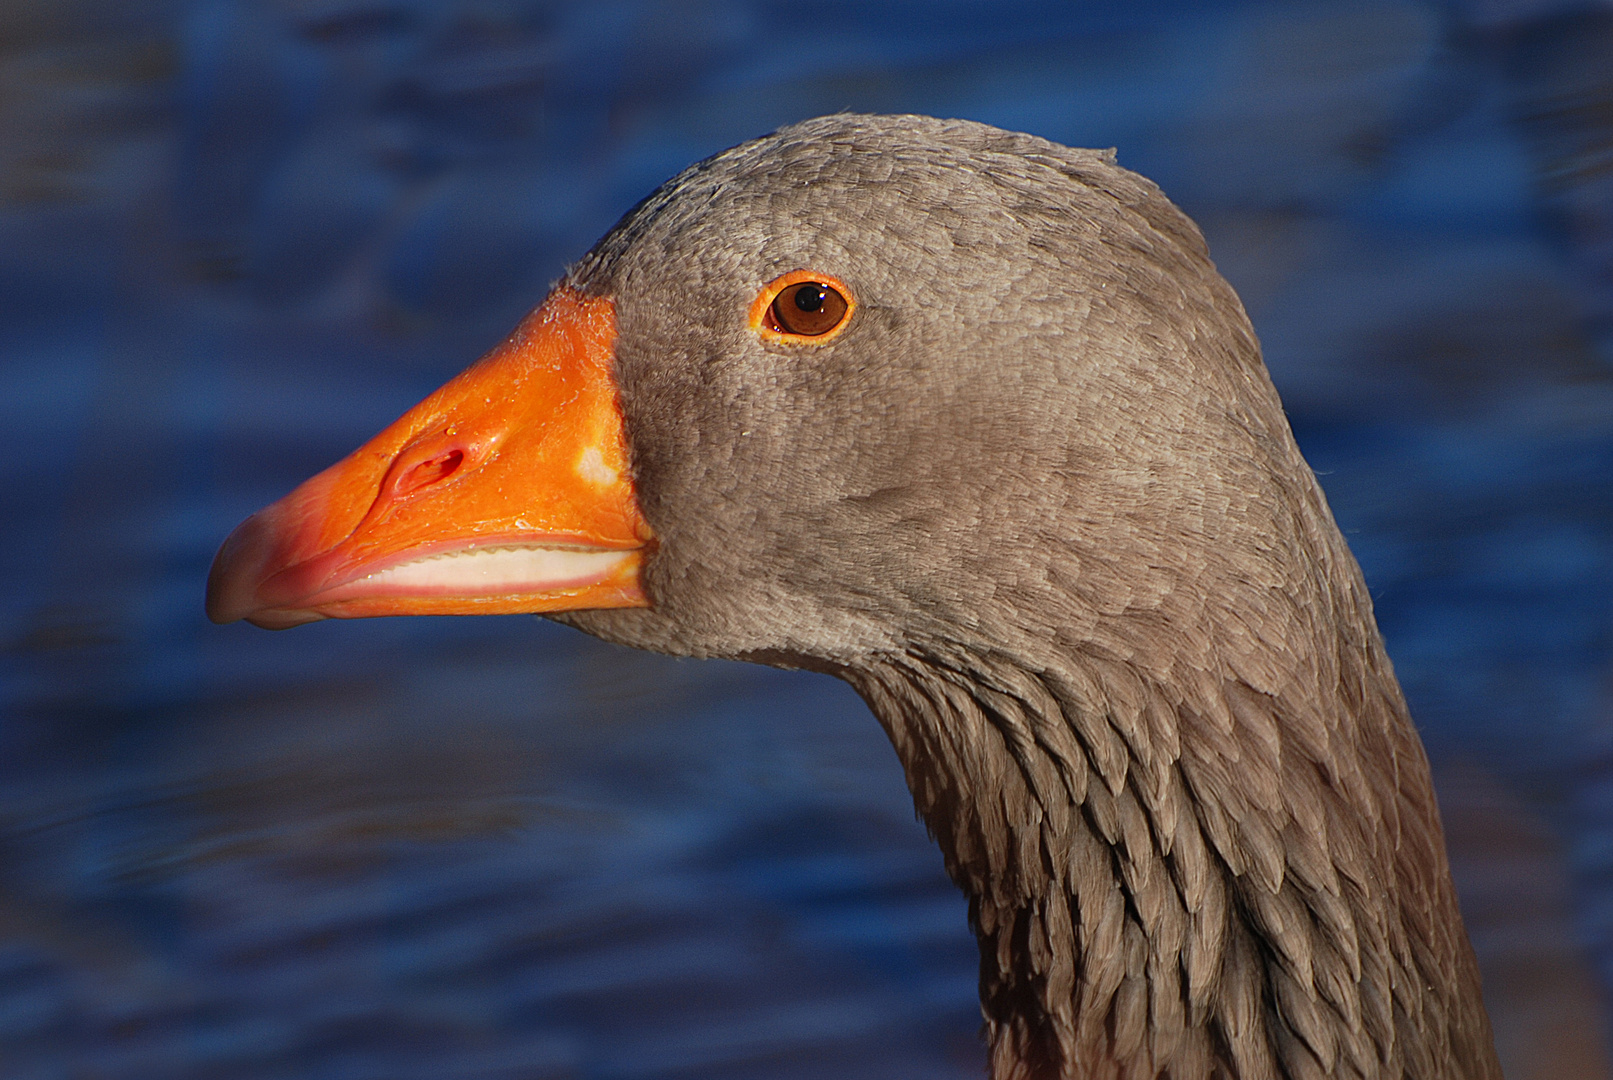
[207,114,1499,1080]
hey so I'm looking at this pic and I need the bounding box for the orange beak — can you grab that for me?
[206,288,653,629]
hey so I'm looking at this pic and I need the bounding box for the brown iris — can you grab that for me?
[751,271,856,343]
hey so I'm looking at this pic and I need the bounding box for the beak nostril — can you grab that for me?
[394,448,465,497]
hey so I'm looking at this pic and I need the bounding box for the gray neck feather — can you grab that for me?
[842,618,1496,1080]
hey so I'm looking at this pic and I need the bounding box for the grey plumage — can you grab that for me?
[556,114,1501,1080]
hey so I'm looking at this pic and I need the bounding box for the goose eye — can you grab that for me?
[751,271,856,343]
[773,282,846,335]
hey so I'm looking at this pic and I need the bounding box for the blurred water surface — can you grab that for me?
[3,1,1613,1077]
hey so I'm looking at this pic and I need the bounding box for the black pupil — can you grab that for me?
[794,285,825,312]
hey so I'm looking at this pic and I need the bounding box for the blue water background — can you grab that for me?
[2,1,1612,1076]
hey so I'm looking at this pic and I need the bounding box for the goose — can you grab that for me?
[207,114,1501,1080]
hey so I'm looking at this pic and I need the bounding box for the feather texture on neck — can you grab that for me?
[844,562,1494,1080]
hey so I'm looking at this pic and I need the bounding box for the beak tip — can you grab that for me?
[205,556,251,626]
[244,609,329,630]
[205,511,286,627]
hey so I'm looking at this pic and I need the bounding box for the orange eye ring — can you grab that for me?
[749,270,857,344]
